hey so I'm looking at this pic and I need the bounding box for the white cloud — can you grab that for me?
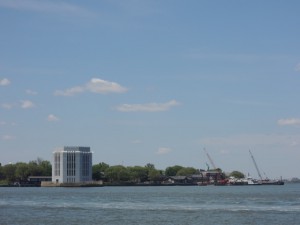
[0,78,10,86]
[1,135,15,141]
[1,103,15,109]
[20,100,35,109]
[86,78,128,94]
[54,78,127,96]
[156,147,172,155]
[278,118,300,126]
[25,89,37,95]
[0,121,15,127]
[116,100,180,112]
[54,86,85,96]
[47,114,59,122]
[0,0,95,18]
[2,101,35,109]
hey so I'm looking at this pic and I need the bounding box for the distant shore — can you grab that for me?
[1,181,299,188]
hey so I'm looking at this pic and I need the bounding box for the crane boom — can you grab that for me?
[249,150,263,180]
[204,148,217,170]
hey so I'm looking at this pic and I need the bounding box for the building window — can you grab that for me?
[54,153,60,176]
[67,151,76,178]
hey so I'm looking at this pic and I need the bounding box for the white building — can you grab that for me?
[52,146,92,184]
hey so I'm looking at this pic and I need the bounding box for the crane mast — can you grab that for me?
[204,148,217,170]
[249,150,263,180]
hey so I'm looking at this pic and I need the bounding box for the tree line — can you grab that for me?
[92,163,230,184]
[0,158,51,184]
[0,159,245,184]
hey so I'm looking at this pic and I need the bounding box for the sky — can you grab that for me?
[0,0,300,179]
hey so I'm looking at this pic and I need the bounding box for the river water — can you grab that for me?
[1,184,300,225]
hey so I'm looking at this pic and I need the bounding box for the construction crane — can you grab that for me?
[203,148,217,170]
[205,162,210,171]
[249,150,263,180]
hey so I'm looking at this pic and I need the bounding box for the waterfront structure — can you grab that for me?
[52,146,92,184]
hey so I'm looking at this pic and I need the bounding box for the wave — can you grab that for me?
[1,200,300,213]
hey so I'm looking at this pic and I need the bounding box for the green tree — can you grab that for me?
[165,165,183,176]
[229,171,245,179]
[128,166,148,183]
[145,163,155,170]
[39,160,52,176]
[176,167,198,176]
[105,165,130,183]
[15,162,30,181]
[99,162,110,171]
[0,164,4,180]
[92,162,110,181]
[28,161,40,176]
[148,169,162,182]
[92,165,102,181]
[25,158,50,176]
[2,164,16,183]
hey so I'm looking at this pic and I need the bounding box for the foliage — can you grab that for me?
[176,167,198,176]
[229,171,245,179]
[0,165,4,180]
[105,165,130,183]
[148,169,162,182]
[0,159,249,185]
[128,166,148,183]
[0,159,52,183]
[39,160,52,176]
[15,162,30,181]
[145,163,155,170]
[92,162,110,181]
[165,165,183,176]
[2,164,16,183]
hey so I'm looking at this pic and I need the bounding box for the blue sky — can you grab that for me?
[1,0,300,179]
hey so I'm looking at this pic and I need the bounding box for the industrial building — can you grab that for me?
[52,146,92,184]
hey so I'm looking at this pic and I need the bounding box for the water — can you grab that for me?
[1,184,300,225]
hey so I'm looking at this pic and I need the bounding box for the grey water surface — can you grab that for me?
[1,184,299,225]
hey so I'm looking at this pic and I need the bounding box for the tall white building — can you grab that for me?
[52,146,92,183]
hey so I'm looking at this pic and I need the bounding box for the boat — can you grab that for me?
[260,179,284,185]
[249,150,284,185]
[228,176,261,185]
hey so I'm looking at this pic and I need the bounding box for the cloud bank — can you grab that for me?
[0,78,10,86]
[2,100,35,109]
[1,103,15,109]
[54,78,127,96]
[47,114,59,122]
[25,89,37,95]
[1,135,15,141]
[116,100,180,112]
[20,100,35,109]
[156,147,172,155]
[278,118,300,126]
[0,0,95,18]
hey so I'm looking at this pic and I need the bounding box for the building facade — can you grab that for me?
[52,146,92,183]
